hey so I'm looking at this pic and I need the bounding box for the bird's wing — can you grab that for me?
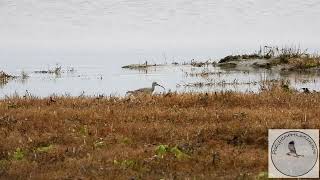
[133,88,148,93]
[128,88,152,95]
[288,143,297,154]
[126,90,133,94]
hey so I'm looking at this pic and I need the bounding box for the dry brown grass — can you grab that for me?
[282,57,320,70]
[1,87,320,179]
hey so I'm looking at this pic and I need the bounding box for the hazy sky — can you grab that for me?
[1,0,320,50]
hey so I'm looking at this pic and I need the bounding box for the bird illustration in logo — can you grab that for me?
[286,141,304,158]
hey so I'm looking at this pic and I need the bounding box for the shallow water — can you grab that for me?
[1,0,320,97]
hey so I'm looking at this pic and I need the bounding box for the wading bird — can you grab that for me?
[126,82,165,96]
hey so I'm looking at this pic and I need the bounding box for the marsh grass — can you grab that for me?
[34,65,62,75]
[122,61,165,70]
[0,71,16,87]
[182,68,236,78]
[177,79,259,88]
[0,71,14,79]
[1,87,320,179]
[175,59,216,67]
[218,45,320,71]
[20,71,29,80]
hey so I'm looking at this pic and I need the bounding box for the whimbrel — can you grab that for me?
[126,82,165,96]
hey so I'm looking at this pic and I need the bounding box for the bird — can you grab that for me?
[126,82,165,96]
[286,141,304,158]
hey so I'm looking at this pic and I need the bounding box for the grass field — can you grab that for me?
[1,85,320,179]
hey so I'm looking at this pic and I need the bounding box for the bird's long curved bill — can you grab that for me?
[157,84,165,90]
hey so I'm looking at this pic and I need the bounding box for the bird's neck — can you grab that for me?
[151,85,156,91]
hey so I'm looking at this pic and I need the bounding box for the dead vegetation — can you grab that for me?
[183,69,234,78]
[176,59,216,67]
[218,46,320,71]
[122,61,165,70]
[219,54,263,64]
[34,65,62,75]
[0,71,16,87]
[177,79,258,88]
[0,71,14,79]
[1,84,319,179]
[189,59,216,67]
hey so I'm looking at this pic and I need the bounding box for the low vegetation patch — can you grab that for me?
[34,65,75,75]
[219,54,264,63]
[0,71,15,80]
[0,71,16,87]
[177,79,258,88]
[122,61,165,69]
[34,65,62,75]
[155,145,190,160]
[218,46,320,71]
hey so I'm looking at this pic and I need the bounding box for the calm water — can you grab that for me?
[1,0,320,97]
